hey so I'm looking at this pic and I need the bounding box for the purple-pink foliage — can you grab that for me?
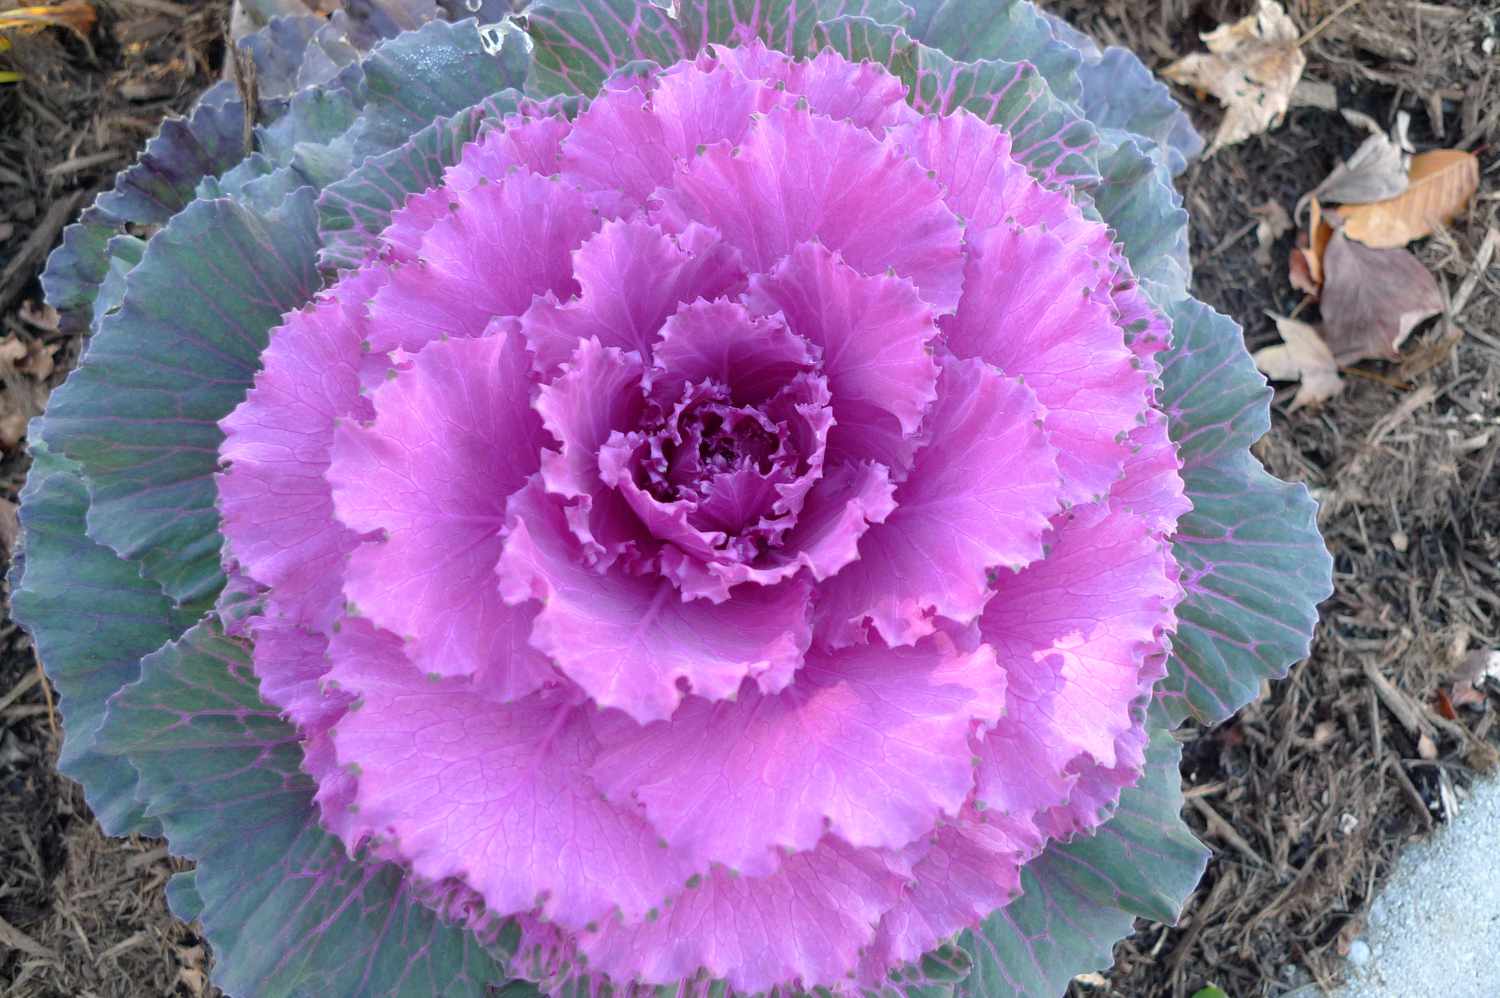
[216,42,1189,992]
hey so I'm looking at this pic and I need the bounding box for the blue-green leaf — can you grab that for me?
[521,0,688,98]
[957,730,1207,996]
[1155,299,1333,725]
[904,0,1082,103]
[10,440,196,836]
[96,620,514,997]
[316,91,521,272]
[1091,138,1192,305]
[43,189,323,612]
[1076,48,1203,179]
[351,17,532,158]
[813,15,1099,189]
[521,0,912,98]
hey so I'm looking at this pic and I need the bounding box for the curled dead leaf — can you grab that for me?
[1288,197,1336,297]
[0,334,56,452]
[1320,230,1443,364]
[1162,0,1306,155]
[1339,149,1479,248]
[1303,110,1411,211]
[1252,314,1343,410]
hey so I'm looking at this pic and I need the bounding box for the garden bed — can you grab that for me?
[1,2,1496,995]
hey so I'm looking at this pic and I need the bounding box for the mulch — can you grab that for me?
[1,2,1497,996]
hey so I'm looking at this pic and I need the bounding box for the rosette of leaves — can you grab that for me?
[11,1,1333,995]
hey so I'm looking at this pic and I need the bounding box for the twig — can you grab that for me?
[1190,797,1270,868]
[1298,0,1365,48]
[0,664,40,712]
[37,657,57,739]
[1386,754,1434,831]
[1451,226,1499,319]
[0,912,60,963]
[1362,656,1437,742]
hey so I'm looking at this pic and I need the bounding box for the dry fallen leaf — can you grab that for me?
[1305,110,1412,209]
[1319,230,1443,364]
[1162,0,1306,155]
[1251,200,1292,270]
[0,498,17,555]
[1252,315,1343,410]
[1339,149,1480,248]
[17,299,59,333]
[0,333,56,452]
[1288,197,1335,297]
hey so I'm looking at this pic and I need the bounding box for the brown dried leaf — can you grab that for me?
[0,334,54,452]
[1252,315,1343,410]
[1320,231,1444,363]
[1339,149,1480,248]
[18,299,59,333]
[1288,198,1335,297]
[0,498,16,556]
[1162,0,1306,155]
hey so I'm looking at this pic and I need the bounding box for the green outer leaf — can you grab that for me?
[352,17,532,157]
[91,235,147,337]
[812,16,1098,190]
[1074,48,1203,179]
[1091,137,1191,305]
[316,91,521,272]
[1154,299,1333,726]
[43,189,322,611]
[167,870,206,923]
[522,0,688,97]
[9,440,198,837]
[957,731,1208,997]
[521,0,912,97]
[670,0,913,57]
[96,619,514,997]
[903,0,1081,103]
[866,942,973,998]
[40,85,247,336]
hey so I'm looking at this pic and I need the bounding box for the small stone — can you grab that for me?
[1391,531,1409,553]
[1347,939,1372,967]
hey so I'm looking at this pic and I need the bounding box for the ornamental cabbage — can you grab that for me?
[12,2,1333,996]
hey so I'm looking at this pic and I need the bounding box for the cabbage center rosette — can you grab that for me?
[217,42,1189,992]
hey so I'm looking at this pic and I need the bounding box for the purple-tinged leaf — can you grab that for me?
[813,16,1099,190]
[238,15,325,99]
[521,0,913,97]
[521,0,689,98]
[350,18,532,158]
[9,442,197,837]
[41,85,246,336]
[44,190,322,611]
[904,0,1082,103]
[669,0,914,56]
[94,620,514,996]
[1090,137,1192,305]
[957,730,1207,996]
[1076,48,1203,179]
[316,93,520,272]
[1154,299,1333,725]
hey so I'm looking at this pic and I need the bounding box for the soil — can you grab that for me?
[1,2,1497,997]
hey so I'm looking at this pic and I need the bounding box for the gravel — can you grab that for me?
[1334,776,1500,997]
